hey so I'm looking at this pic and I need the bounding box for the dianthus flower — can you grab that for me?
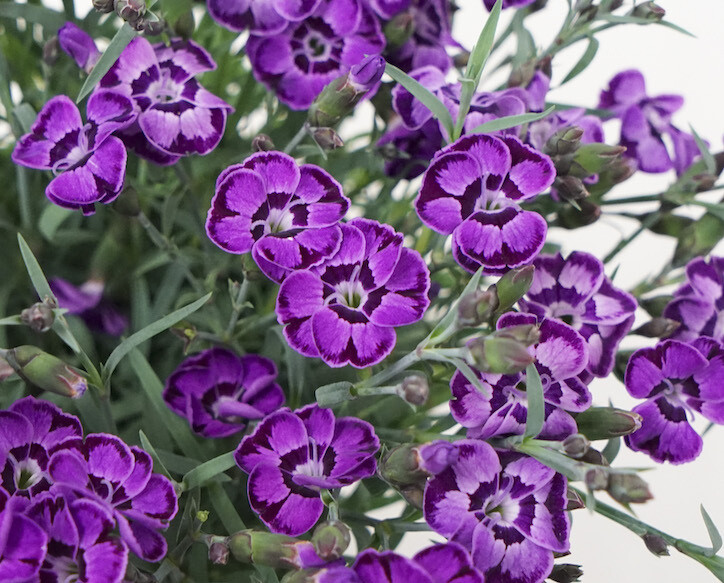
[663,255,724,342]
[98,37,232,165]
[276,218,430,368]
[451,313,591,440]
[519,251,637,377]
[234,404,379,536]
[50,277,127,336]
[163,347,285,438]
[206,151,350,283]
[58,22,101,73]
[48,433,178,562]
[11,91,135,214]
[27,492,128,583]
[415,133,555,275]
[624,337,724,464]
[424,441,569,583]
[246,0,385,110]
[0,486,48,580]
[207,0,320,35]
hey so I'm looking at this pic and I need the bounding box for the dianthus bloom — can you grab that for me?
[416,133,555,275]
[451,313,591,440]
[50,277,127,336]
[11,91,135,214]
[163,347,285,438]
[519,251,637,377]
[424,441,569,583]
[624,337,724,464]
[663,255,724,342]
[276,218,430,368]
[235,404,379,536]
[207,0,321,34]
[206,151,350,283]
[0,486,48,580]
[246,0,385,110]
[98,37,233,165]
[58,22,100,73]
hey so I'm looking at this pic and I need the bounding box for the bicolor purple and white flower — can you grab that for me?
[0,396,83,500]
[416,133,555,275]
[234,404,379,536]
[50,277,128,336]
[163,347,285,438]
[663,255,724,343]
[246,0,385,110]
[276,218,430,368]
[11,91,135,214]
[0,486,48,581]
[98,37,232,164]
[624,337,724,464]
[207,0,321,35]
[424,441,569,583]
[47,433,178,562]
[206,151,350,283]
[27,492,128,583]
[451,313,591,441]
[519,251,637,377]
[58,22,101,73]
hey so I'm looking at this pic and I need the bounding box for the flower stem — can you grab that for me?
[355,350,422,390]
[284,123,309,155]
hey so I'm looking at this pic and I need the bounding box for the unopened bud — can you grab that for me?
[208,541,230,565]
[379,444,426,486]
[349,55,385,93]
[549,564,583,583]
[575,407,642,440]
[228,530,329,569]
[631,1,665,21]
[417,440,458,474]
[92,0,115,12]
[397,374,429,406]
[571,143,626,177]
[585,467,608,491]
[547,127,584,156]
[467,335,535,375]
[43,37,60,66]
[580,447,608,466]
[566,487,585,511]
[399,484,425,509]
[115,0,146,24]
[642,533,669,556]
[252,134,275,152]
[58,22,101,73]
[607,473,653,505]
[556,199,601,229]
[495,265,535,313]
[495,323,541,345]
[383,11,415,49]
[21,302,55,333]
[7,346,87,398]
[453,51,470,69]
[458,288,499,327]
[632,317,680,338]
[562,434,590,459]
[311,127,343,151]
[312,521,350,561]
[609,0,624,10]
[554,175,589,203]
[139,17,165,35]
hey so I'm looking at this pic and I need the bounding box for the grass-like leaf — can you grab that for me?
[139,430,174,481]
[0,3,66,30]
[77,24,136,103]
[702,505,723,557]
[524,363,544,438]
[182,451,236,491]
[561,36,599,85]
[466,0,502,87]
[601,436,621,464]
[469,105,555,135]
[690,125,717,175]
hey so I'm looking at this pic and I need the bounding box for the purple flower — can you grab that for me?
[234,404,379,536]
[11,91,135,214]
[207,0,321,35]
[246,0,385,110]
[48,433,178,562]
[415,133,555,275]
[276,218,430,368]
[99,37,233,164]
[424,441,569,583]
[0,486,48,581]
[519,251,637,377]
[624,337,724,464]
[452,313,591,441]
[50,277,128,336]
[206,151,350,283]
[27,493,128,583]
[599,69,697,174]
[163,347,285,438]
[58,22,101,73]
[663,256,724,343]
[378,118,443,179]
[0,396,83,499]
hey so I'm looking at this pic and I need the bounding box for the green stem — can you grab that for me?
[600,194,662,205]
[603,212,661,264]
[284,124,309,155]
[224,278,250,341]
[355,350,422,390]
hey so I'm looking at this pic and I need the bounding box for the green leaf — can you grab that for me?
[316,381,354,407]
[424,267,484,346]
[524,363,544,438]
[206,482,245,533]
[0,3,66,30]
[182,451,236,491]
[702,506,723,557]
[690,125,716,175]
[77,24,137,103]
[466,0,502,87]
[469,106,555,135]
[0,316,22,326]
[561,36,599,85]
[139,430,174,481]
[103,292,212,384]
[38,206,73,242]
[601,436,621,464]
[384,62,454,140]
[12,103,36,134]
[17,234,54,302]
[597,14,695,37]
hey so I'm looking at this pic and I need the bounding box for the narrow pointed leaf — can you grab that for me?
[76,23,136,103]
[139,430,174,481]
[469,106,555,135]
[182,451,236,491]
[702,505,723,557]
[690,125,716,174]
[466,0,502,86]
[561,36,599,85]
[424,267,484,346]
[0,3,66,29]
[524,363,544,438]
[601,437,621,463]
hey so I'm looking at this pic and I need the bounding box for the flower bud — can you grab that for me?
[115,0,146,25]
[566,487,585,511]
[642,533,669,556]
[311,127,344,151]
[574,407,642,440]
[228,530,330,569]
[21,302,55,333]
[457,288,499,327]
[580,447,608,466]
[397,374,429,406]
[570,144,626,177]
[312,521,350,561]
[140,17,165,36]
[556,199,601,229]
[252,134,275,152]
[632,317,680,338]
[631,1,665,21]
[43,37,60,67]
[379,444,426,486]
[584,467,608,491]
[417,440,458,474]
[58,22,101,73]
[546,127,584,156]
[7,346,87,398]
[399,484,425,509]
[383,11,415,49]
[208,541,230,565]
[467,325,539,375]
[554,176,589,203]
[495,265,535,313]
[349,56,385,93]
[549,564,583,583]
[92,0,115,12]
[562,434,590,459]
[607,473,653,505]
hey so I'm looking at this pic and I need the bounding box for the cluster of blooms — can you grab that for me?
[12,32,232,212]
[0,397,177,580]
[206,151,431,367]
